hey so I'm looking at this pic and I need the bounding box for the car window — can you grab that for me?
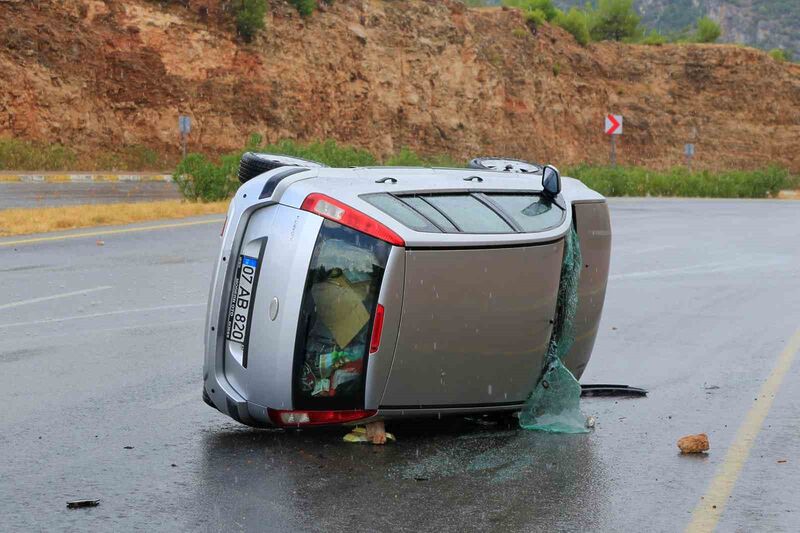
[362,194,440,233]
[485,194,564,232]
[294,220,391,409]
[423,195,513,233]
[400,196,459,232]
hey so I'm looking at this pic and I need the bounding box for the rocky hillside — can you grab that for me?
[1,0,799,171]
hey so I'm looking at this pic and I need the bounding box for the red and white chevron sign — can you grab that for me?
[605,114,623,135]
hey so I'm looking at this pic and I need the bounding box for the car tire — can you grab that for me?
[468,157,542,174]
[237,152,326,184]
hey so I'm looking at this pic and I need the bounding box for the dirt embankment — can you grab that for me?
[1,0,799,171]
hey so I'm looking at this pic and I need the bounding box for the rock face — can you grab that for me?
[1,0,799,171]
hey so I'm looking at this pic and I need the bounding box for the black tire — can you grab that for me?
[468,157,542,174]
[237,152,325,184]
[238,152,289,184]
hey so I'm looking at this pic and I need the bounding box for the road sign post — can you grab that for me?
[179,115,192,158]
[604,114,623,167]
[684,143,695,172]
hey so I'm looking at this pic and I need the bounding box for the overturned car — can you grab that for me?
[203,154,611,428]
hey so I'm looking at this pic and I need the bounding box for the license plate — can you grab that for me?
[226,255,259,345]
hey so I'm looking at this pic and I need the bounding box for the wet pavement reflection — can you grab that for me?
[193,416,608,531]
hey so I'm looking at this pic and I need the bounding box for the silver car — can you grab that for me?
[203,155,611,428]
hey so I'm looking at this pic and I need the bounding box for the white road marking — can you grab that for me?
[0,286,112,311]
[0,303,204,329]
[686,327,800,532]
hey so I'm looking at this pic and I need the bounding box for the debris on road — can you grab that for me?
[343,426,396,444]
[581,384,648,398]
[123,445,134,449]
[586,416,596,429]
[677,433,710,454]
[520,226,588,434]
[67,499,100,509]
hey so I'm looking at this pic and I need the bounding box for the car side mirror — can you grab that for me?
[542,165,561,198]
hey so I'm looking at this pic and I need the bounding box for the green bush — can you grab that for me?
[640,29,667,45]
[172,139,469,201]
[589,0,643,42]
[565,165,797,198]
[694,16,722,43]
[524,9,547,28]
[289,0,317,17]
[505,0,558,22]
[261,139,377,167]
[769,48,790,62]
[512,27,530,38]
[384,147,462,167]
[0,138,77,171]
[234,0,267,42]
[173,152,241,202]
[555,7,590,46]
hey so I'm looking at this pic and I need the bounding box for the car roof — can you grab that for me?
[258,166,604,248]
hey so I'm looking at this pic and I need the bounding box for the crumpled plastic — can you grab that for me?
[520,224,589,433]
[343,426,396,443]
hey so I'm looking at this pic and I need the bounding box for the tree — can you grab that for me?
[504,0,558,22]
[555,7,590,46]
[289,0,317,17]
[694,16,722,43]
[235,0,267,42]
[589,0,643,42]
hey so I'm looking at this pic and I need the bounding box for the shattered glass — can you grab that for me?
[520,224,589,433]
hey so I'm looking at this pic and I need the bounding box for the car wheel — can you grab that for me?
[237,152,325,184]
[468,157,542,174]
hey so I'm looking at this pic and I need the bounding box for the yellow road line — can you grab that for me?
[0,218,223,247]
[686,327,800,532]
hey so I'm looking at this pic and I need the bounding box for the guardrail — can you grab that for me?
[0,173,173,183]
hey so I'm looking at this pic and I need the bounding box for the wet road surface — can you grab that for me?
[0,199,798,532]
[0,182,181,209]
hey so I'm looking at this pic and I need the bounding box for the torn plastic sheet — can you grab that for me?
[520,224,589,433]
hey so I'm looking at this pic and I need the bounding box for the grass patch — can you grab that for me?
[565,165,799,198]
[0,200,227,237]
[0,138,77,171]
[0,138,173,172]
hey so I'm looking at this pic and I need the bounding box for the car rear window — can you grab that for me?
[361,194,440,233]
[293,220,391,409]
[361,192,564,234]
[400,196,459,232]
[485,194,564,232]
[424,195,513,233]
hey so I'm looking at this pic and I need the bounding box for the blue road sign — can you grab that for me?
[179,115,191,134]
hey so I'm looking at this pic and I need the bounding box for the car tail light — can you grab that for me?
[267,408,377,427]
[301,193,405,246]
[369,304,385,354]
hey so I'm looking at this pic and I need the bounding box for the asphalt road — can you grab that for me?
[1,199,798,532]
[0,182,181,209]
